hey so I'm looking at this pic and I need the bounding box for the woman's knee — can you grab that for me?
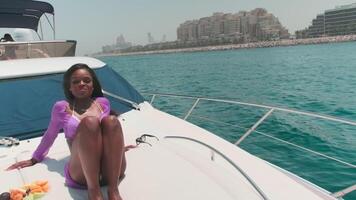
[78,116,101,132]
[101,115,121,132]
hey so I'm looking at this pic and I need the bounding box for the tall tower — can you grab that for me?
[147,32,155,44]
[161,34,166,42]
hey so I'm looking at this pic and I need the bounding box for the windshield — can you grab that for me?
[0,65,144,139]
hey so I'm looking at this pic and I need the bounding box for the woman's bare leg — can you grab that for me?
[101,116,125,200]
[69,116,103,200]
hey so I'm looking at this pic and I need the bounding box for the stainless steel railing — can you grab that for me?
[165,135,269,200]
[142,92,356,169]
[142,92,356,198]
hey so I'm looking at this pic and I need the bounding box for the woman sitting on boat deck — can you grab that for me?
[7,63,127,200]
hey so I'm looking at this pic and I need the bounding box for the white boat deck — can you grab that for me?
[0,103,338,200]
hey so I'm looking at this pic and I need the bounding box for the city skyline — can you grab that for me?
[7,0,355,55]
[177,8,289,43]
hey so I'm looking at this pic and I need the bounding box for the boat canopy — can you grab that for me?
[0,0,54,31]
[0,65,145,139]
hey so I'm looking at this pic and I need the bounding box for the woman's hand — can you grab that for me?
[6,158,37,171]
[124,144,137,152]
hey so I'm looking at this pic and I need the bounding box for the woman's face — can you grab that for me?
[69,69,94,99]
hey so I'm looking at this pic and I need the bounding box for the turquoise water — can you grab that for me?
[100,42,356,199]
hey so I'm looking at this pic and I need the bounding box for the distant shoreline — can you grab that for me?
[96,35,356,57]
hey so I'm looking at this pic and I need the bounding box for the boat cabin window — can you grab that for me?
[0,66,144,139]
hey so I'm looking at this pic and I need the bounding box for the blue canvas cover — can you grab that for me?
[0,65,145,139]
[0,0,54,31]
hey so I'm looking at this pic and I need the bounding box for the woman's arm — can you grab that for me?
[6,101,65,170]
[32,101,66,161]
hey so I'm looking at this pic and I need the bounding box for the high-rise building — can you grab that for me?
[177,20,199,41]
[147,32,155,44]
[211,13,225,37]
[238,11,249,37]
[177,8,289,42]
[308,14,325,38]
[325,3,356,35]
[197,17,212,40]
[223,14,241,36]
[297,3,356,38]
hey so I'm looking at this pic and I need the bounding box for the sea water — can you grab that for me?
[100,42,356,199]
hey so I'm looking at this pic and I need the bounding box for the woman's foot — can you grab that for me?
[88,188,104,200]
[108,187,122,200]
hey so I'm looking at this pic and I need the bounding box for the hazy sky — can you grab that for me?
[36,0,356,55]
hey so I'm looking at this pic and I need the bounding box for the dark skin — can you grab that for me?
[7,69,136,200]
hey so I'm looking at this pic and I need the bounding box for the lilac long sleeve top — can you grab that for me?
[32,97,110,162]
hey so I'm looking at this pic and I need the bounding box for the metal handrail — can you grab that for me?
[103,90,141,110]
[234,108,274,145]
[142,92,356,168]
[143,92,356,197]
[165,135,269,200]
[189,114,356,168]
[332,184,356,198]
[0,40,75,45]
[183,98,200,120]
[143,92,356,126]
[143,92,356,130]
